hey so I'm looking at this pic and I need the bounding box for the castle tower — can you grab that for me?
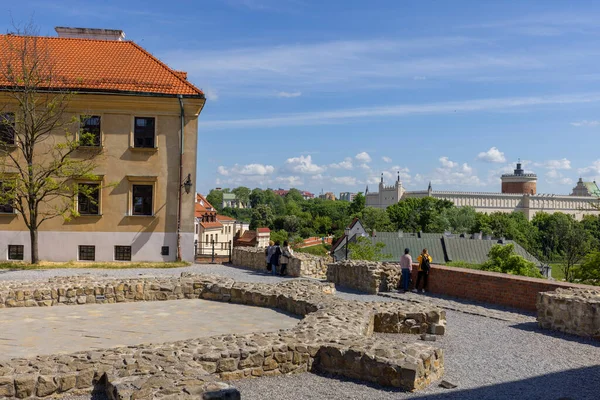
[501,161,537,194]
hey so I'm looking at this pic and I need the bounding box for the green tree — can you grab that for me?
[0,28,102,263]
[285,188,305,203]
[561,223,591,282]
[249,188,265,208]
[443,206,477,234]
[387,197,453,232]
[481,244,542,278]
[270,229,289,244]
[359,207,393,233]
[231,186,250,207]
[349,192,366,214]
[313,215,333,235]
[250,204,274,230]
[347,237,391,261]
[574,251,600,285]
[206,189,223,212]
[283,215,301,234]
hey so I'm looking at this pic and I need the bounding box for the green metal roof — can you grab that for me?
[584,181,600,197]
[368,232,540,265]
[222,193,236,200]
[370,236,445,264]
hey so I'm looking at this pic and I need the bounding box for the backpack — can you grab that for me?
[421,255,431,273]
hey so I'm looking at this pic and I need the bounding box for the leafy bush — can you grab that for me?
[573,251,600,285]
[446,260,482,270]
[481,244,542,278]
[348,237,392,261]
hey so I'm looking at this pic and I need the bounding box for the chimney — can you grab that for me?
[55,27,125,41]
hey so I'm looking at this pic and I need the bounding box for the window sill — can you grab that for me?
[129,147,158,153]
[0,212,17,217]
[76,213,103,217]
[125,214,156,218]
[0,144,17,151]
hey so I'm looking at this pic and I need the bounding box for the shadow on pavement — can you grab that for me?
[410,365,600,400]
[509,321,600,348]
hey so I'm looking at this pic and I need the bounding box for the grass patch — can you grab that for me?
[0,261,192,270]
[446,260,483,270]
[295,244,330,257]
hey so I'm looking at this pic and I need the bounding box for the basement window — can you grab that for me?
[114,245,132,261]
[8,245,23,260]
[79,245,96,261]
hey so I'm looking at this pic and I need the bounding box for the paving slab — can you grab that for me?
[0,299,299,361]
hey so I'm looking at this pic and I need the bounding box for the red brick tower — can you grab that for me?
[501,162,537,194]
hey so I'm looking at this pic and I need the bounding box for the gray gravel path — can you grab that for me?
[11,264,596,400]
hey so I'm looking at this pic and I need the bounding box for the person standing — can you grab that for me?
[270,240,282,275]
[280,240,293,276]
[265,240,274,272]
[399,248,413,292]
[413,248,432,293]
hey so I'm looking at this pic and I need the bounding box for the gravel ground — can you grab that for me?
[8,263,596,400]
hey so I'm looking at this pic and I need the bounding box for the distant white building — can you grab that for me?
[365,163,600,221]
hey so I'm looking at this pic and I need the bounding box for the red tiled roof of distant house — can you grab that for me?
[195,193,216,216]
[257,227,271,233]
[199,221,223,229]
[217,214,235,222]
[0,34,203,97]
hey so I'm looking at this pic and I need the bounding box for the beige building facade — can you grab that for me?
[0,29,205,262]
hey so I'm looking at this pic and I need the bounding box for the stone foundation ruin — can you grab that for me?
[537,288,600,340]
[0,273,445,398]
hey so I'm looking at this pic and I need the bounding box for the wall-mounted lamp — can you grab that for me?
[182,173,192,194]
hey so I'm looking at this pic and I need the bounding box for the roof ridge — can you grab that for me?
[0,34,132,44]
[128,40,203,96]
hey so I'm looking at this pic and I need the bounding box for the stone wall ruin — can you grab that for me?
[0,273,445,399]
[537,288,600,340]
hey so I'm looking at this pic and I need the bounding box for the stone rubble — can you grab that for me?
[327,260,403,294]
[231,247,328,279]
[537,288,600,340]
[0,272,446,398]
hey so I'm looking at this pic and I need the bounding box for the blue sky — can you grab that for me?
[7,0,600,195]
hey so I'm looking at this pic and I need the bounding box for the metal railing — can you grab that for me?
[194,240,233,263]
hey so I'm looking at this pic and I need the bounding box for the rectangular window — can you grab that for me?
[0,181,14,213]
[0,113,15,145]
[133,117,155,148]
[114,245,131,261]
[132,184,153,215]
[78,245,95,261]
[8,245,23,260]
[161,246,169,256]
[80,115,101,146]
[77,183,100,215]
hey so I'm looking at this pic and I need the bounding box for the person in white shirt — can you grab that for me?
[399,248,413,292]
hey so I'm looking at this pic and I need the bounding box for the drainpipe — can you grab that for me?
[176,95,185,261]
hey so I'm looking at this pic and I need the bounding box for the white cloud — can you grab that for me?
[277,91,302,98]
[275,176,304,186]
[417,157,481,186]
[382,156,392,163]
[331,176,358,186]
[200,92,600,130]
[329,158,353,170]
[355,152,372,163]
[476,147,506,163]
[202,88,219,101]
[571,120,600,127]
[283,155,326,175]
[546,169,573,185]
[539,158,571,170]
[579,160,600,179]
[439,156,458,169]
[359,163,371,171]
[217,163,275,176]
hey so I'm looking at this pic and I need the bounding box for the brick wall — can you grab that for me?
[501,181,537,194]
[412,264,592,311]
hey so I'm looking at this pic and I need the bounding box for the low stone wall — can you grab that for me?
[0,273,445,398]
[232,247,328,279]
[327,261,402,294]
[537,288,600,339]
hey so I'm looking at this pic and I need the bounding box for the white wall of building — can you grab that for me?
[0,231,195,263]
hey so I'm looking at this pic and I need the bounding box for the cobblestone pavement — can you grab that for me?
[0,298,299,361]
[378,291,537,323]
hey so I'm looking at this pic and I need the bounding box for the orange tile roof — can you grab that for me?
[257,227,271,233]
[200,221,223,229]
[217,214,235,222]
[0,35,203,97]
[195,193,216,216]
